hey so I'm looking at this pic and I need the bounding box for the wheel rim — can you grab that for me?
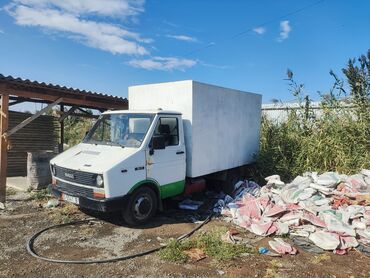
[133,194,152,220]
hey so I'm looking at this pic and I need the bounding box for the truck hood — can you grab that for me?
[50,143,139,173]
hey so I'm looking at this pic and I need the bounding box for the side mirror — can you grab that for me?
[152,135,166,150]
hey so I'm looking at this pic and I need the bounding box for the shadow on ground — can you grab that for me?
[79,194,216,230]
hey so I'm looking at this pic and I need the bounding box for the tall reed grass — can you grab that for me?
[257,52,370,182]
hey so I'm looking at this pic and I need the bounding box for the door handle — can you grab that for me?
[135,166,145,171]
[176,151,185,155]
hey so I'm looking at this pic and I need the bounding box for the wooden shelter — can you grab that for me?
[8,111,60,176]
[0,74,128,203]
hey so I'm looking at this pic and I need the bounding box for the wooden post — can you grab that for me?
[59,104,64,153]
[0,94,9,204]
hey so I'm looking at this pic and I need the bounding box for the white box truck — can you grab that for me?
[49,80,262,225]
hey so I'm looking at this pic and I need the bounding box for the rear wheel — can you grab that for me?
[222,168,242,195]
[122,186,158,226]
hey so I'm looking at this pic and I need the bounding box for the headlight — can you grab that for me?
[51,165,56,176]
[96,175,104,187]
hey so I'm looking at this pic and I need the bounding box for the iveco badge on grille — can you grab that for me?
[64,172,75,179]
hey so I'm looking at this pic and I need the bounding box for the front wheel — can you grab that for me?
[122,186,158,226]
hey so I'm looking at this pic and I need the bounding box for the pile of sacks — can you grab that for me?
[216,170,370,255]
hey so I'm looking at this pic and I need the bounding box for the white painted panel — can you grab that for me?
[146,145,186,186]
[106,149,147,198]
[191,82,261,177]
[129,80,262,178]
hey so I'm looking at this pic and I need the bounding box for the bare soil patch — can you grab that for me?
[1,192,369,277]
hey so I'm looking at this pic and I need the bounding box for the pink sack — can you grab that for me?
[268,238,297,255]
[302,211,326,228]
[264,204,287,217]
[250,221,277,236]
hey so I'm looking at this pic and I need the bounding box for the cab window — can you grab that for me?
[153,117,179,146]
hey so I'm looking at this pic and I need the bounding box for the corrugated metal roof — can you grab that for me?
[0,73,127,102]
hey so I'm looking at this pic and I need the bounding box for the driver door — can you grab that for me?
[146,116,186,199]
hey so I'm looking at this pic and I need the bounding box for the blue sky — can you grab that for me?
[0,0,369,110]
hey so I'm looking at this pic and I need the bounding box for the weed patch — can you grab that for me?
[158,229,253,263]
[158,240,188,263]
[49,203,79,224]
[30,188,51,201]
[6,187,17,196]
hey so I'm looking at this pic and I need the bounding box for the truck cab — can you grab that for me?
[50,110,186,225]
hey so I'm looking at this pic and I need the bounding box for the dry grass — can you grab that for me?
[310,253,331,265]
[49,203,80,224]
[6,187,17,196]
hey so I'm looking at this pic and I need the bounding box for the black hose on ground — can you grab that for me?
[26,214,213,264]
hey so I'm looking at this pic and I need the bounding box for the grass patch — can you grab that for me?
[196,231,251,260]
[158,229,253,263]
[30,188,51,201]
[158,240,188,263]
[6,187,17,196]
[49,203,79,224]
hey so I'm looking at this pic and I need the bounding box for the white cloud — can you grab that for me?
[10,0,144,17]
[5,0,150,55]
[253,27,266,35]
[162,20,179,28]
[128,56,197,71]
[199,61,229,70]
[278,20,291,42]
[5,1,198,71]
[166,34,198,42]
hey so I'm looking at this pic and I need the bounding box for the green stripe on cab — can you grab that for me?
[160,180,185,199]
[129,179,185,199]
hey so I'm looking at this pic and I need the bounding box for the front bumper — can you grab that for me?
[49,184,128,212]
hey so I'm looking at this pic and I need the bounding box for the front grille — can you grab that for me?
[57,180,94,198]
[54,165,97,187]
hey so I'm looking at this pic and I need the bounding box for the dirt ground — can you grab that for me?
[1,191,369,278]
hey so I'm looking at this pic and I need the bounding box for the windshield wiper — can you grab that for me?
[85,140,124,147]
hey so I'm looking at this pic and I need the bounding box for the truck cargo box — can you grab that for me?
[129,80,262,178]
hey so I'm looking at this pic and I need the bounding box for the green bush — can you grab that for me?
[46,108,94,148]
[257,51,370,182]
[64,115,93,147]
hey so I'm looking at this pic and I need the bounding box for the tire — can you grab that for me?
[122,186,158,226]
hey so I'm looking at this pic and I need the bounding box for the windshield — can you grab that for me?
[84,113,154,148]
